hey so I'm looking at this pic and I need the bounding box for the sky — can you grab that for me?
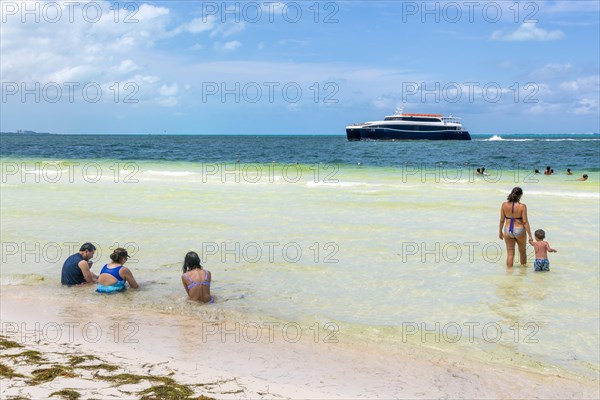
[1,0,599,134]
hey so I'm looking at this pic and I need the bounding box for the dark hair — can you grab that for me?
[80,242,96,252]
[507,187,523,202]
[534,169,540,173]
[567,169,571,172]
[546,166,551,170]
[110,248,129,263]
[182,251,202,273]
[535,229,545,240]
[583,174,588,178]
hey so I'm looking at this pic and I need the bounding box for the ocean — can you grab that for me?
[1,133,599,379]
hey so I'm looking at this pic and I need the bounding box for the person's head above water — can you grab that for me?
[182,251,202,272]
[110,248,129,264]
[507,187,523,202]
[534,229,546,240]
[79,242,96,260]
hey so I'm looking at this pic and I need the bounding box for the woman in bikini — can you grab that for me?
[499,187,533,268]
[181,251,213,303]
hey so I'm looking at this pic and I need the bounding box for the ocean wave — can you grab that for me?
[306,181,388,188]
[539,139,600,142]
[483,136,535,142]
[481,136,599,142]
[527,190,600,199]
[145,170,197,177]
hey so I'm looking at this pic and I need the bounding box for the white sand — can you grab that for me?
[1,290,598,399]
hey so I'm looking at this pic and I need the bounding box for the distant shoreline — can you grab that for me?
[1,131,53,135]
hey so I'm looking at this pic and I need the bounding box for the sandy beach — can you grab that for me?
[1,286,598,400]
[2,0,599,396]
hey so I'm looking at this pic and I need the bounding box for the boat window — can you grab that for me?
[407,117,442,122]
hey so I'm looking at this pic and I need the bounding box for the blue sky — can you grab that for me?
[1,0,599,134]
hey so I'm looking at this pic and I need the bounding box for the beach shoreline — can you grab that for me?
[2,290,598,399]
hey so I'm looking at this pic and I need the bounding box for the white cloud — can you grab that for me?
[134,75,160,84]
[531,63,573,79]
[113,59,139,74]
[574,98,598,115]
[215,40,242,51]
[0,1,173,85]
[209,22,245,38]
[184,16,216,34]
[520,70,599,116]
[0,1,252,108]
[47,65,95,83]
[559,76,600,92]
[524,102,563,115]
[159,83,178,97]
[490,22,565,41]
[157,83,179,106]
[135,3,171,20]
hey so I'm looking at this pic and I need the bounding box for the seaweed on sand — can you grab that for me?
[0,363,25,378]
[138,383,194,400]
[0,338,24,350]
[29,364,75,384]
[3,350,44,363]
[49,389,81,400]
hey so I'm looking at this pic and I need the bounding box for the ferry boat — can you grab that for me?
[346,109,471,141]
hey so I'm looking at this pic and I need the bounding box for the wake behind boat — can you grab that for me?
[346,109,471,141]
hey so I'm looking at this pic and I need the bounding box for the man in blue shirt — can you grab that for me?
[61,242,98,285]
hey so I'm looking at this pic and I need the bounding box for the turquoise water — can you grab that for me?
[1,133,599,170]
[1,135,599,378]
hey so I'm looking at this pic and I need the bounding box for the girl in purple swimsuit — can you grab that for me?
[181,251,213,303]
[499,187,533,268]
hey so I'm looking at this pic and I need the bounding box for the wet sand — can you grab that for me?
[1,289,598,399]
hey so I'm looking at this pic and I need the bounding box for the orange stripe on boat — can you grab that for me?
[402,113,443,117]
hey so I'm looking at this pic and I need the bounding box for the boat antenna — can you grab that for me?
[394,107,403,116]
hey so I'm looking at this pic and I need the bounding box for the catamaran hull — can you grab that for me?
[346,127,471,141]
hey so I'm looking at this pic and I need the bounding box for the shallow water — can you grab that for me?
[1,135,599,377]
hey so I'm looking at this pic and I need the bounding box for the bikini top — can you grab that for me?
[505,202,523,220]
[505,202,522,233]
[99,264,124,282]
[183,270,210,290]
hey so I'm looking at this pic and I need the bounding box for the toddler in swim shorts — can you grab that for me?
[529,229,557,271]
